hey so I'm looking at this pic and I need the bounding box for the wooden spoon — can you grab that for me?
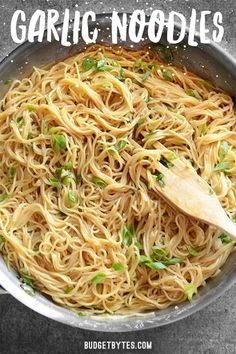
[122,141,236,241]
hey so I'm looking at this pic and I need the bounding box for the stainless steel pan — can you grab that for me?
[0,13,236,331]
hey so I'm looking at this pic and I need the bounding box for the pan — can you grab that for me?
[0,13,236,331]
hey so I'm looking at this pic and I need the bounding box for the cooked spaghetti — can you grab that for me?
[0,45,235,315]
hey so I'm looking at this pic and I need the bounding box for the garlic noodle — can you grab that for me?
[0,45,235,314]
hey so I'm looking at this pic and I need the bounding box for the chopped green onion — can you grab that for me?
[20,271,35,289]
[133,58,142,72]
[55,167,63,179]
[209,187,214,195]
[139,255,152,264]
[162,258,182,266]
[187,245,199,257]
[222,141,229,153]
[115,68,126,82]
[151,245,164,251]
[214,161,231,172]
[92,272,106,284]
[16,116,24,128]
[27,104,36,111]
[156,173,165,188]
[143,71,150,81]
[77,311,86,317]
[146,131,156,138]
[42,122,49,134]
[108,146,117,155]
[112,262,126,272]
[52,134,67,153]
[49,127,61,134]
[144,92,150,103]
[160,158,174,169]
[150,248,182,267]
[184,283,195,301]
[97,59,106,69]
[219,233,232,244]
[111,60,120,67]
[150,64,159,71]
[62,176,71,186]
[151,245,167,258]
[96,59,113,72]
[64,161,72,171]
[64,286,74,294]
[0,235,5,244]
[122,224,134,246]
[4,79,12,85]
[147,180,152,190]
[135,241,142,249]
[75,173,82,184]
[185,89,202,100]
[201,123,208,136]
[49,177,61,189]
[97,66,113,72]
[0,193,8,202]
[151,261,167,269]
[133,59,158,74]
[82,57,96,71]
[166,151,177,161]
[120,68,125,77]
[67,191,77,207]
[6,166,16,180]
[218,141,229,161]
[92,176,106,188]
[23,287,35,296]
[139,255,167,270]
[117,139,128,151]
[163,69,174,82]
[135,118,144,127]
[102,83,111,89]
[27,131,33,139]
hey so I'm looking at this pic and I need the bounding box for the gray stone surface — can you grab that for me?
[0,0,236,353]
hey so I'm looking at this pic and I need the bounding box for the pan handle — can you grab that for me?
[0,286,7,295]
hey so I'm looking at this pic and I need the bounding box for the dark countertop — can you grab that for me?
[0,1,236,353]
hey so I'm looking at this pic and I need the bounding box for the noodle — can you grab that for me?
[0,45,235,315]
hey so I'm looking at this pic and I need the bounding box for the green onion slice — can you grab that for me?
[122,225,134,246]
[82,58,96,71]
[92,272,106,284]
[52,135,67,153]
[184,283,195,301]
[156,173,165,188]
[0,193,8,202]
[163,69,174,82]
[219,233,232,244]
[185,89,202,100]
[214,161,231,172]
[92,176,107,188]
[6,166,16,180]
[49,178,61,189]
[112,262,126,272]
[187,245,199,257]
[67,191,78,207]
